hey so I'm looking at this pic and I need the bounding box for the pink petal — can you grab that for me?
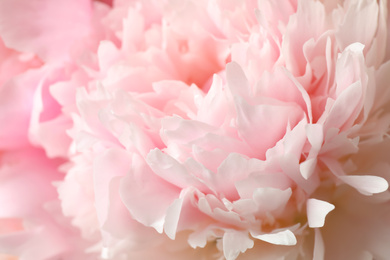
[0,69,44,149]
[0,149,62,217]
[29,116,72,158]
[0,0,92,62]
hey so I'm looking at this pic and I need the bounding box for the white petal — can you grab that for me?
[300,158,317,180]
[307,199,335,228]
[251,229,297,246]
[163,198,183,240]
[223,231,254,260]
[306,124,323,151]
[313,229,325,260]
[252,187,292,213]
[339,175,389,195]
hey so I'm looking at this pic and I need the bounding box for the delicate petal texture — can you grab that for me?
[1,0,390,259]
[120,153,180,233]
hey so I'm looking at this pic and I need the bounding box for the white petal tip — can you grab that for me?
[251,229,297,246]
[307,199,335,228]
[340,175,389,195]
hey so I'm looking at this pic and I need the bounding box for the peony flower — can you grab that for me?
[1,0,390,259]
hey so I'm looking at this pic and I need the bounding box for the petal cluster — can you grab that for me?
[1,0,390,259]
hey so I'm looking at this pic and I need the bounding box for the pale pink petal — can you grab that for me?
[280,154,318,194]
[365,0,387,67]
[235,172,292,199]
[187,226,218,249]
[336,0,379,52]
[146,148,210,192]
[300,158,318,180]
[57,158,99,239]
[306,124,324,152]
[252,188,292,213]
[120,153,180,233]
[0,0,93,62]
[93,148,131,228]
[338,175,389,196]
[163,198,183,240]
[196,74,230,127]
[223,231,254,260]
[97,40,122,72]
[323,81,363,131]
[282,0,329,76]
[235,97,304,159]
[1,0,388,258]
[212,153,260,201]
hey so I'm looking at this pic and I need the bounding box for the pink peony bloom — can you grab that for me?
[1,0,390,259]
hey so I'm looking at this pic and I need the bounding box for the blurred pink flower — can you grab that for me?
[1,0,390,259]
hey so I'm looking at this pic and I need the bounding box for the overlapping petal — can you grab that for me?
[1,0,390,259]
